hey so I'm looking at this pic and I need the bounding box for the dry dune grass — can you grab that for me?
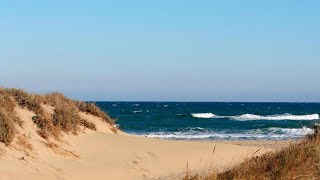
[0,110,16,145]
[75,101,116,132]
[0,88,20,145]
[184,126,320,180]
[80,118,97,131]
[53,106,81,135]
[44,142,80,159]
[6,88,43,115]
[15,134,35,157]
[0,88,116,146]
[16,134,34,152]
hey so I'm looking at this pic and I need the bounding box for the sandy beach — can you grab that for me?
[0,106,290,180]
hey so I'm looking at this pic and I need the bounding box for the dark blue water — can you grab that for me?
[96,102,320,140]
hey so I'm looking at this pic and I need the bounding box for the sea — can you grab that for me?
[95,102,320,141]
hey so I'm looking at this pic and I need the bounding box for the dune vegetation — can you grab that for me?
[184,125,320,180]
[0,88,116,145]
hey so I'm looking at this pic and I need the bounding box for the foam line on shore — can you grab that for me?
[191,113,319,121]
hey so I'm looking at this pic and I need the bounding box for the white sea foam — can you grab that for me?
[133,110,143,113]
[231,113,319,121]
[268,127,314,136]
[191,113,319,121]
[191,113,219,118]
[142,127,314,140]
[184,127,206,131]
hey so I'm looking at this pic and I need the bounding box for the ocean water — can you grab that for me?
[96,102,320,140]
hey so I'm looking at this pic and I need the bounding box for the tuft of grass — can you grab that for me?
[183,126,320,180]
[80,118,97,131]
[0,109,16,145]
[6,88,43,115]
[0,88,23,126]
[52,106,80,134]
[33,115,56,139]
[45,141,80,159]
[44,93,78,111]
[16,135,33,152]
[0,89,18,144]
[0,88,16,112]
[76,101,117,133]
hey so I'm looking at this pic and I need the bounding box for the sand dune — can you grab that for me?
[0,106,272,180]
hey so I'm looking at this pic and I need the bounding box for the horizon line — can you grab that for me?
[86,100,320,103]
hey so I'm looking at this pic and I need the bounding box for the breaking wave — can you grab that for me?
[142,127,314,140]
[191,113,219,118]
[191,113,319,121]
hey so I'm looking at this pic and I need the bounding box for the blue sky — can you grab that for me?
[1,1,319,101]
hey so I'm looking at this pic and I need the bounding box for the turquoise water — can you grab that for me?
[96,102,320,140]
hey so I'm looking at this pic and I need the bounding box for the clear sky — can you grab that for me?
[1,1,319,102]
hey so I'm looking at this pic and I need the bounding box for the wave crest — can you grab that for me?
[191,113,319,121]
[232,113,319,121]
[142,127,314,140]
[191,113,218,118]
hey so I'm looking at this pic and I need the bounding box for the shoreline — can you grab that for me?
[211,139,297,149]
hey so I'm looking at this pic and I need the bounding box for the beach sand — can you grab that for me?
[0,106,292,180]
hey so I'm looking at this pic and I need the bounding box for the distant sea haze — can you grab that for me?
[96,102,320,140]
